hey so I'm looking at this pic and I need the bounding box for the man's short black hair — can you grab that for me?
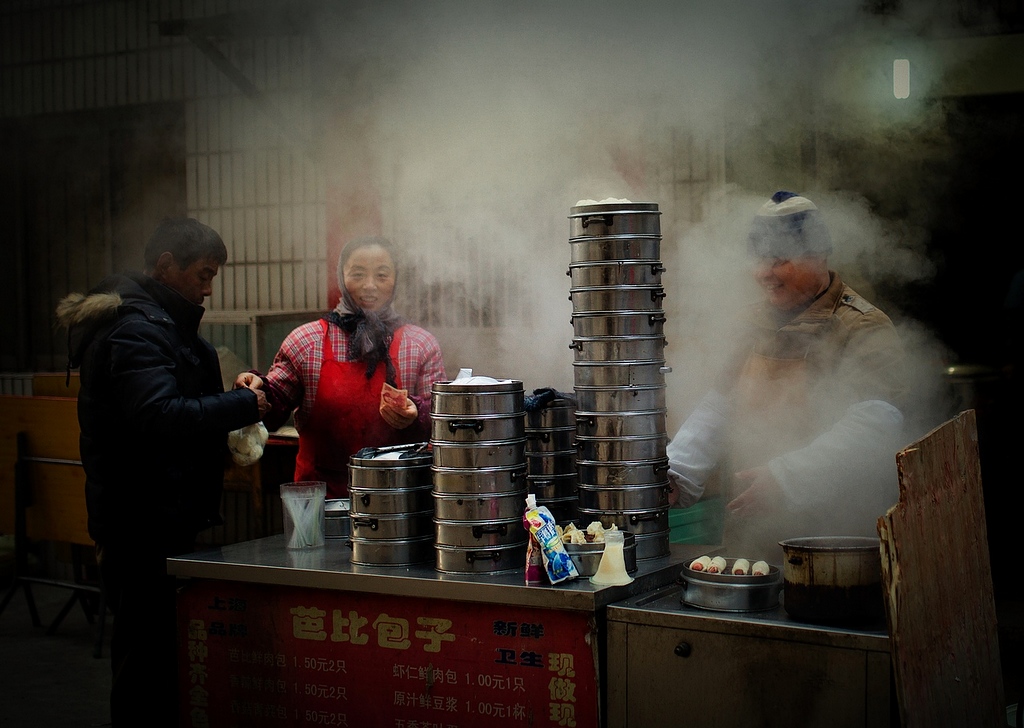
[144,218,228,270]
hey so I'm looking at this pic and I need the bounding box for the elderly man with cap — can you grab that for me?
[667,191,908,559]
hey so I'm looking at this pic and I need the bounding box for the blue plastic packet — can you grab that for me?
[524,494,579,584]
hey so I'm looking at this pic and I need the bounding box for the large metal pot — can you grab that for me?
[576,410,666,438]
[350,535,434,567]
[431,380,524,415]
[568,202,661,238]
[525,449,576,476]
[435,543,526,575]
[434,518,527,548]
[569,285,666,312]
[430,413,525,443]
[348,485,432,516]
[779,536,884,623]
[576,434,667,462]
[432,492,523,521]
[572,361,670,387]
[570,335,666,363]
[350,511,434,539]
[348,443,433,490]
[431,439,527,469]
[577,458,670,486]
[569,235,662,263]
[431,465,527,494]
[571,311,666,338]
[527,474,577,501]
[574,385,666,412]
[568,261,665,287]
[577,482,670,511]
[525,398,575,429]
[525,426,576,453]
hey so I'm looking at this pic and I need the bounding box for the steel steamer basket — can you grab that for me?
[525,395,578,524]
[568,202,670,560]
[347,443,434,567]
[431,380,528,574]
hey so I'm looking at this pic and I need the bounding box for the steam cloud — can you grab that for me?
[306,0,963,435]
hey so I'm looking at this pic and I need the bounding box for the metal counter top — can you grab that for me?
[168,536,709,612]
[607,582,890,651]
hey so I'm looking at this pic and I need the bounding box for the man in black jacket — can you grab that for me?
[57,217,269,727]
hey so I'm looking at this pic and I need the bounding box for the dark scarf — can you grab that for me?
[325,289,405,384]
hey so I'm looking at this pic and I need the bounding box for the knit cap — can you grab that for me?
[747,190,832,259]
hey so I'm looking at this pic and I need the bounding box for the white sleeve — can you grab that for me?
[767,399,904,510]
[666,389,731,508]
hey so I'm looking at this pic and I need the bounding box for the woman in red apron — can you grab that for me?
[244,237,447,498]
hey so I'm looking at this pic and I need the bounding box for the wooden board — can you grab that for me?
[878,409,1005,727]
[0,395,82,535]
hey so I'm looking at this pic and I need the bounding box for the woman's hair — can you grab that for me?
[336,236,400,294]
[144,217,228,269]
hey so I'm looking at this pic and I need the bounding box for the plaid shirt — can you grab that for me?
[263,319,447,430]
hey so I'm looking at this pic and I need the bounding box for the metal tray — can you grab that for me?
[679,558,783,612]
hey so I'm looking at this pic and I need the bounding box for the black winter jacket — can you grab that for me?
[57,273,259,548]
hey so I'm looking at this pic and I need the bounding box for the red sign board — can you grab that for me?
[178,581,599,727]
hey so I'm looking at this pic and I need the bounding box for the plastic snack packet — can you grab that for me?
[523,494,579,584]
[524,496,545,584]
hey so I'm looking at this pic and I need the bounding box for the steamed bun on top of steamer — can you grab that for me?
[574,197,633,206]
[450,368,513,386]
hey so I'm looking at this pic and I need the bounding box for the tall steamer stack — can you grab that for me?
[429,380,529,574]
[567,202,672,561]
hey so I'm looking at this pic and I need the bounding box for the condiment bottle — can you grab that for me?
[589,530,633,586]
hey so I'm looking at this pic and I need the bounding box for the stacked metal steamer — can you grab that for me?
[567,201,672,561]
[347,443,434,567]
[525,395,578,525]
[430,379,529,574]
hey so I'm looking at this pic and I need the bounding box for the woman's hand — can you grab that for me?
[380,383,418,429]
[727,465,783,516]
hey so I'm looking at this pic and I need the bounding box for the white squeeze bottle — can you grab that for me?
[589,530,633,586]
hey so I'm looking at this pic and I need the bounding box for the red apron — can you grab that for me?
[294,320,407,499]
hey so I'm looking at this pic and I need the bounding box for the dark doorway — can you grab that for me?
[0,103,186,372]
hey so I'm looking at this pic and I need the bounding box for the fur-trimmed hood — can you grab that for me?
[57,273,203,369]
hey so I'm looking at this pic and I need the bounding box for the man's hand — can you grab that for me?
[727,465,783,516]
[380,383,417,429]
[234,372,263,390]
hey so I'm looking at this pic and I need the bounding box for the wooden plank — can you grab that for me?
[0,395,81,533]
[878,409,1004,727]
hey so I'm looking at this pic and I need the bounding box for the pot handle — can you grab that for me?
[466,550,503,563]
[649,313,667,325]
[788,556,804,566]
[654,462,670,474]
[651,289,667,301]
[352,517,379,531]
[568,341,583,351]
[581,214,613,229]
[360,493,372,507]
[472,524,509,538]
[527,431,551,443]
[448,419,484,434]
[651,264,667,275]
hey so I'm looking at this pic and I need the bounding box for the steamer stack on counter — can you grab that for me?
[567,201,673,561]
[347,443,434,567]
[430,379,529,574]
[524,395,579,524]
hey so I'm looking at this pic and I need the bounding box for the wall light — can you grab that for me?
[893,59,910,99]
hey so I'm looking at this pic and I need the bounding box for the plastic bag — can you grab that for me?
[228,422,269,467]
[523,494,579,584]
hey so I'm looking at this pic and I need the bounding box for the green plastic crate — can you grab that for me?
[669,497,724,545]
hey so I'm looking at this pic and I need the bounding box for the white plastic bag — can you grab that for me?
[228,422,269,467]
